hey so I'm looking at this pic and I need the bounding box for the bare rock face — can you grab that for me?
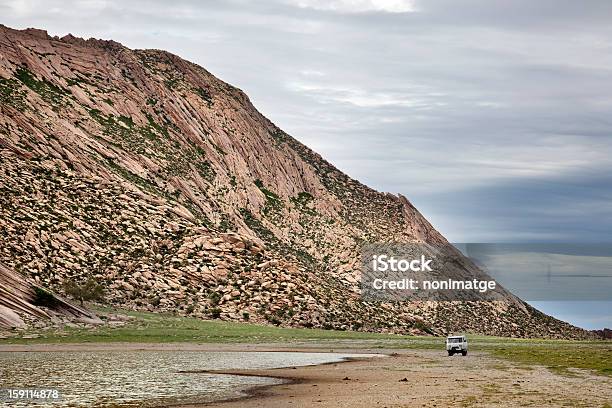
[0,262,97,329]
[0,305,26,329]
[0,24,590,338]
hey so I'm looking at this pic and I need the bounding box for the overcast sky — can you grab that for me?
[3,0,612,243]
[2,0,611,328]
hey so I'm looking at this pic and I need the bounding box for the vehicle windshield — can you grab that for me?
[448,338,463,343]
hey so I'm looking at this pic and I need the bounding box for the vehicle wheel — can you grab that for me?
[462,351,467,356]
[448,351,453,356]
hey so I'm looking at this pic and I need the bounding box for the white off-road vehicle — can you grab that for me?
[446,335,468,356]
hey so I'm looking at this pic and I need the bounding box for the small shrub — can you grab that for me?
[209,307,222,319]
[208,291,221,305]
[413,320,434,335]
[195,87,213,107]
[33,287,59,308]
[63,278,105,306]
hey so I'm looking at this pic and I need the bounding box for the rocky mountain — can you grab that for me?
[0,25,591,338]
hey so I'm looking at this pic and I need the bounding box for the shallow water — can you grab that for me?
[0,351,370,407]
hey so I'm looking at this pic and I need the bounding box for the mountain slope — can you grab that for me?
[0,25,588,338]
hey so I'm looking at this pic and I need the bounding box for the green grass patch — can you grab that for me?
[194,160,216,182]
[104,159,160,196]
[0,77,28,110]
[2,308,610,378]
[270,128,289,146]
[290,191,317,216]
[194,87,213,107]
[254,179,283,209]
[291,191,313,205]
[15,67,70,106]
[490,342,612,377]
[239,207,277,243]
[1,308,426,345]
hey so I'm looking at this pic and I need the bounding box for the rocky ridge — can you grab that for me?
[0,25,592,338]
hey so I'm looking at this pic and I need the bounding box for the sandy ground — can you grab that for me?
[1,343,610,407]
[187,350,611,408]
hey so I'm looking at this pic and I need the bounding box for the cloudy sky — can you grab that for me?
[2,0,611,327]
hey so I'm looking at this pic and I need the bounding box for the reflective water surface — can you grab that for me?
[0,351,367,407]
